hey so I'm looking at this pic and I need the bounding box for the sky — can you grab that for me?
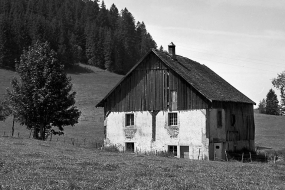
[103,0,285,106]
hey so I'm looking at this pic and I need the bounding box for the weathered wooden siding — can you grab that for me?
[212,101,255,141]
[104,52,209,113]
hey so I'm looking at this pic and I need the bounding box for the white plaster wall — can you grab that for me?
[105,111,152,151]
[104,110,209,160]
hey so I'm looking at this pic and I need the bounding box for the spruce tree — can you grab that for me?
[7,41,81,140]
[265,89,279,115]
[258,99,266,114]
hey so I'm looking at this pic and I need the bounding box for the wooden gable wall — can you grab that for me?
[213,101,255,141]
[104,52,210,113]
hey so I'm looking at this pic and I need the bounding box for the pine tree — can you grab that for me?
[109,4,119,30]
[104,29,114,71]
[258,98,266,114]
[7,41,81,140]
[265,89,279,115]
[0,14,17,69]
[0,0,157,73]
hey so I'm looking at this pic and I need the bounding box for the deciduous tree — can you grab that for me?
[272,71,285,115]
[7,41,81,140]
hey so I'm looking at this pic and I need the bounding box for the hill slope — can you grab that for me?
[0,65,123,142]
[1,66,285,150]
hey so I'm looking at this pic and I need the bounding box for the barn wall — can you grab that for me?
[208,102,255,160]
[104,52,209,114]
[104,110,209,160]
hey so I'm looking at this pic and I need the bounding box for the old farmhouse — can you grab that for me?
[96,43,255,160]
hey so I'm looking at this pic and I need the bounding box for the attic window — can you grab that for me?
[217,110,222,128]
[231,114,236,126]
[168,113,177,126]
[125,114,134,126]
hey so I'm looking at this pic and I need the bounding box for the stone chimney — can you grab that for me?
[168,42,176,59]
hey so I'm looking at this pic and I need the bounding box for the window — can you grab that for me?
[217,110,222,128]
[231,114,236,126]
[125,114,134,126]
[168,113,177,126]
[104,126,107,139]
[168,145,177,156]
[171,91,177,110]
[126,142,134,152]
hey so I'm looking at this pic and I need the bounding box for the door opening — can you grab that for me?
[126,142,134,152]
[180,146,189,158]
[214,143,223,160]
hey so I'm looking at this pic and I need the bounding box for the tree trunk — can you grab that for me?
[11,116,15,137]
[40,124,45,141]
[33,127,39,139]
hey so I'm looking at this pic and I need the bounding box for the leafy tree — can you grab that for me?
[265,89,279,115]
[7,41,81,140]
[258,98,266,114]
[0,98,11,121]
[272,71,285,115]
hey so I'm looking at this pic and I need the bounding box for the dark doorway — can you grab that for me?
[126,142,134,152]
[168,145,177,156]
[180,146,189,158]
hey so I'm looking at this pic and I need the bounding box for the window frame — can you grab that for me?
[168,112,178,126]
[217,110,222,128]
[231,114,236,126]
[125,113,134,127]
[104,126,107,139]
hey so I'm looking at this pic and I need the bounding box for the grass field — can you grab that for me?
[0,137,284,189]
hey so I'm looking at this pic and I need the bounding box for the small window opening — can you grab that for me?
[231,114,236,126]
[168,145,177,156]
[217,110,222,128]
[168,113,177,126]
[125,114,134,126]
[104,126,107,139]
[126,142,134,152]
[216,146,220,149]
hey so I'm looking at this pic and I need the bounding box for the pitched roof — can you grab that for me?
[153,49,255,104]
[96,49,255,107]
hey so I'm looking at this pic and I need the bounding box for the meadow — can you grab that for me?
[0,136,284,189]
[1,65,285,189]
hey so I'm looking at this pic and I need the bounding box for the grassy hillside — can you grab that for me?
[255,112,285,150]
[1,65,285,150]
[0,137,284,189]
[0,64,123,143]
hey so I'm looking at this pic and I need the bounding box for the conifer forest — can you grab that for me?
[0,0,157,74]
